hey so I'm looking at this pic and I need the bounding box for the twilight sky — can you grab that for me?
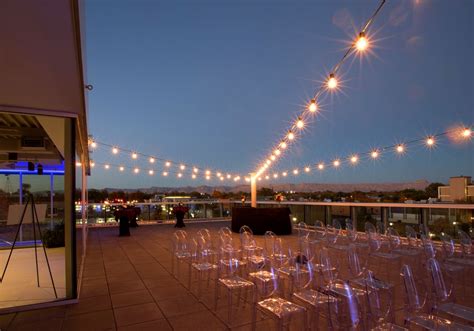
[84,0,473,189]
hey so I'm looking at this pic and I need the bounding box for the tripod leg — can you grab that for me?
[1,198,30,282]
[32,197,40,287]
[32,197,58,298]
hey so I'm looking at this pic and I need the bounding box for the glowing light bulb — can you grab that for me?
[193,167,199,173]
[90,141,97,148]
[206,175,211,180]
[280,141,287,149]
[396,144,405,153]
[90,162,95,168]
[149,170,154,175]
[350,155,359,164]
[112,147,118,154]
[462,128,472,138]
[270,155,276,161]
[192,174,196,179]
[355,32,368,51]
[217,172,222,177]
[282,172,288,177]
[305,166,310,173]
[333,160,340,167]
[165,161,171,167]
[426,137,435,146]
[296,117,304,129]
[274,149,281,155]
[318,163,324,170]
[132,152,138,159]
[104,164,110,169]
[76,162,81,167]
[371,150,379,159]
[220,177,224,181]
[162,171,168,176]
[227,174,231,179]
[327,74,338,89]
[205,170,211,176]
[180,164,185,170]
[308,99,318,113]
[287,131,295,141]
[293,169,299,175]
[133,168,139,174]
[177,173,182,178]
[265,175,270,180]
[149,157,155,163]
[273,173,278,178]
[266,160,271,165]
[119,166,124,172]
[263,164,268,169]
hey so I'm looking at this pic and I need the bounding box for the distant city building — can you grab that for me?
[438,176,474,202]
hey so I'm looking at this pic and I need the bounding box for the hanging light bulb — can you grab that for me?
[426,136,435,147]
[270,155,276,161]
[205,170,211,176]
[308,99,318,113]
[132,152,138,159]
[462,128,472,138]
[112,147,119,154]
[280,141,287,149]
[296,117,304,129]
[274,148,281,155]
[333,159,340,167]
[149,157,155,163]
[217,172,222,177]
[355,31,369,52]
[293,169,299,175]
[318,163,324,170]
[396,144,405,153]
[180,164,186,170]
[148,170,154,175]
[193,167,199,173]
[220,176,224,181]
[90,141,97,148]
[371,150,379,159]
[76,162,82,167]
[226,174,231,179]
[350,155,359,164]
[192,174,196,179]
[327,73,338,89]
[273,173,278,178]
[287,131,295,141]
[104,164,110,170]
[305,166,311,173]
[162,171,168,176]
[133,167,139,174]
[177,173,182,178]
[119,166,124,172]
[266,159,271,165]
[165,161,171,167]
[265,175,270,180]
[282,172,288,177]
[90,161,95,168]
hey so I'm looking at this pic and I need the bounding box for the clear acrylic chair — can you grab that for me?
[215,243,256,326]
[405,225,421,250]
[190,234,218,299]
[326,279,362,331]
[400,264,472,330]
[251,266,307,331]
[239,225,263,271]
[426,258,474,325]
[171,230,193,282]
[458,230,473,258]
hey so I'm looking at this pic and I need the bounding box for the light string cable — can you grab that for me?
[254,125,473,181]
[254,0,388,178]
[86,138,243,181]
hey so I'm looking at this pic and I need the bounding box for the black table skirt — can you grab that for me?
[231,207,292,235]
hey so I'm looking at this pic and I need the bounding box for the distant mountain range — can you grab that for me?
[102,180,430,194]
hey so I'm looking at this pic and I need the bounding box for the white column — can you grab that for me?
[50,173,54,230]
[250,173,257,208]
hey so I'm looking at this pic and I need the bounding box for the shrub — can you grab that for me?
[42,221,65,248]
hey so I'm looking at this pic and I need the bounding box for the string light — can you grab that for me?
[177,173,182,178]
[216,172,222,177]
[220,177,224,181]
[104,164,110,169]
[318,163,324,170]
[119,166,124,171]
[180,164,185,170]
[355,32,369,52]
[193,167,199,173]
[226,174,231,179]
[206,175,211,180]
[282,172,288,177]
[112,147,119,154]
[371,150,379,159]
[76,162,81,167]
[293,169,299,175]
[270,155,276,161]
[149,157,155,163]
[426,136,435,147]
[462,128,472,138]
[304,166,310,173]
[396,144,405,153]
[333,159,341,167]
[274,149,281,156]
[133,168,139,174]
[163,171,168,176]
[90,141,97,149]
[132,152,138,159]
[273,173,278,178]
[308,99,318,113]
[90,161,95,168]
[192,174,196,179]
[296,117,304,129]
[350,155,359,164]
[327,73,338,90]
[265,175,270,180]
[149,170,154,175]
[287,131,295,141]
[165,161,171,167]
[205,170,211,176]
[280,141,287,149]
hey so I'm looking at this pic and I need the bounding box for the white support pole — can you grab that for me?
[19,172,23,242]
[250,173,257,208]
[50,173,54,230]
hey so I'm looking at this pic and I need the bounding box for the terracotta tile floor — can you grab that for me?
[1,221,473,330]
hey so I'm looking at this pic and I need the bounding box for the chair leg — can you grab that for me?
[251,288,257,331]
[228,288,233,324]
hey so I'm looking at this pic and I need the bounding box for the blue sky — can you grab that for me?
[84,0,473,189]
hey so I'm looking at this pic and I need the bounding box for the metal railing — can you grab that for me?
[78,200,474,239]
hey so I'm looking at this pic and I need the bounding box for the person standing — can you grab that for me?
[173,203,189,228]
